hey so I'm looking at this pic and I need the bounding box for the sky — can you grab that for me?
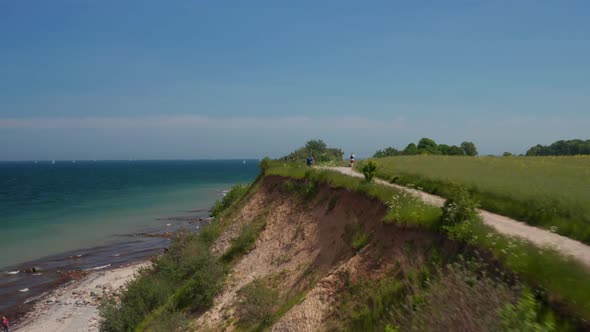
[1,1,589,160]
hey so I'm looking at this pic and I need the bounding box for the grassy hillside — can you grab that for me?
[357,155,590,243]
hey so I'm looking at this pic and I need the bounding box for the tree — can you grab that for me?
[439,144,450,155]
[525,139,590,156]
[281,139,343,163]
[417,138,439,155]
[402,143,418,155]
[305,139,327,154]
[461,141,478,156]
[503,152,513,157]
[373,146,400,158]
[447,145,465,156]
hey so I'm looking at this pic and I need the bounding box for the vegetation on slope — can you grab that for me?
[357,155,590,244]
[99,182,255,332]
[101,149,590,331]
[266,161,590,328]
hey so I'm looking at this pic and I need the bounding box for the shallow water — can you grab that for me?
[0,160,259,315]
[0,160,259,268]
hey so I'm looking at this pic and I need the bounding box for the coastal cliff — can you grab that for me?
[99,169,588,332]
[192,175,502,331]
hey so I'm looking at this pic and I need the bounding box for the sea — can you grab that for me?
[0,160,260,317]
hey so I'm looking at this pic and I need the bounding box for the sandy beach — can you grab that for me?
[13,261,150,332]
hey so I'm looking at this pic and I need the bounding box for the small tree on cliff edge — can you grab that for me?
[362,161,378,183]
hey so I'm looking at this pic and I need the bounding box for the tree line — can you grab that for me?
[526,139,590,156]
[373,138,478,158]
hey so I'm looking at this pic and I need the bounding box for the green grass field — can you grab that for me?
[357,155,590,243]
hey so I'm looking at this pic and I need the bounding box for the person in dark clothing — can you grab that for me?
[306,155,314,167]
[2,315,8,332]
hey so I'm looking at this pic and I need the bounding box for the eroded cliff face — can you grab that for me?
[195,175,447,331]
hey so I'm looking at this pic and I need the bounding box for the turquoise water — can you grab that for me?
[0,160,260,269]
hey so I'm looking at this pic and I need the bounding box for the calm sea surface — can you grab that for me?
[0,160,259,315]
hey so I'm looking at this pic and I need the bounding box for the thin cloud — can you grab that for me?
[0,115,407,130]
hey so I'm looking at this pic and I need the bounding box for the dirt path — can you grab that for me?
[14,261,149,332]
[326,167,590,269]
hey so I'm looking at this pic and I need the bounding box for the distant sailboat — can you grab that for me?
[51,160,55,164]
[243,160,246,164]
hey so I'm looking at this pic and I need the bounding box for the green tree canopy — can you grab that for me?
[281,139,343,162]
[402,143,419,155]
[373,147,400,158]
[373,139,476,158]
[526,139,590,156]
[417,137,439,155]
[461,141,478,156]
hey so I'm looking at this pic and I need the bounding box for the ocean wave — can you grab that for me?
[5,270,20,275]
[83,264,111,271]
[19,288,29,292]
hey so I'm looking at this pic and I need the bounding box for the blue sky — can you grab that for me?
[1,1,589,160]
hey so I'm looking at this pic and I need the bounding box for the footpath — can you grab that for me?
[327,167,590,269]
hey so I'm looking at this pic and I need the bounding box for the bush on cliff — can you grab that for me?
[362,161,378,183]
[440,185,479,229]
[210,183,250,217]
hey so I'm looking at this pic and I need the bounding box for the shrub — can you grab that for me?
[383,191,441,229]
[500,290,556,332]
[143,310,190,332]
[99,271,175,332]
[330,271,405,331]
[326,195,339,213]
[362,161,378,183]
[222,218,266,263]
[282,177,319,201]
[236,279,279,329]
[350,222,369,251]
[259,157,272,172]
[210,183,250,217]
[100,227,225,332]
[440,186,479,229]
[392,261,517,332]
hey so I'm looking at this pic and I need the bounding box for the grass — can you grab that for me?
[236,279,280,330]
[357,155,590,243]
[445,218,590,322]
[222,216,267,263]
[350,221,370,251]
[266,161,590,325]
[266,161,441,229]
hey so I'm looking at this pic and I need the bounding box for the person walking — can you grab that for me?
[2,315,8,332]
[306,155,314,167]
[349,153,355,167]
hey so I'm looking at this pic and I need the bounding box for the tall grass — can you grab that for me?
[357,155,590,243]
[266,162,441,229]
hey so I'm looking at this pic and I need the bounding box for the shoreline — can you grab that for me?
[0,216,212,324]
[13,259,151,332]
